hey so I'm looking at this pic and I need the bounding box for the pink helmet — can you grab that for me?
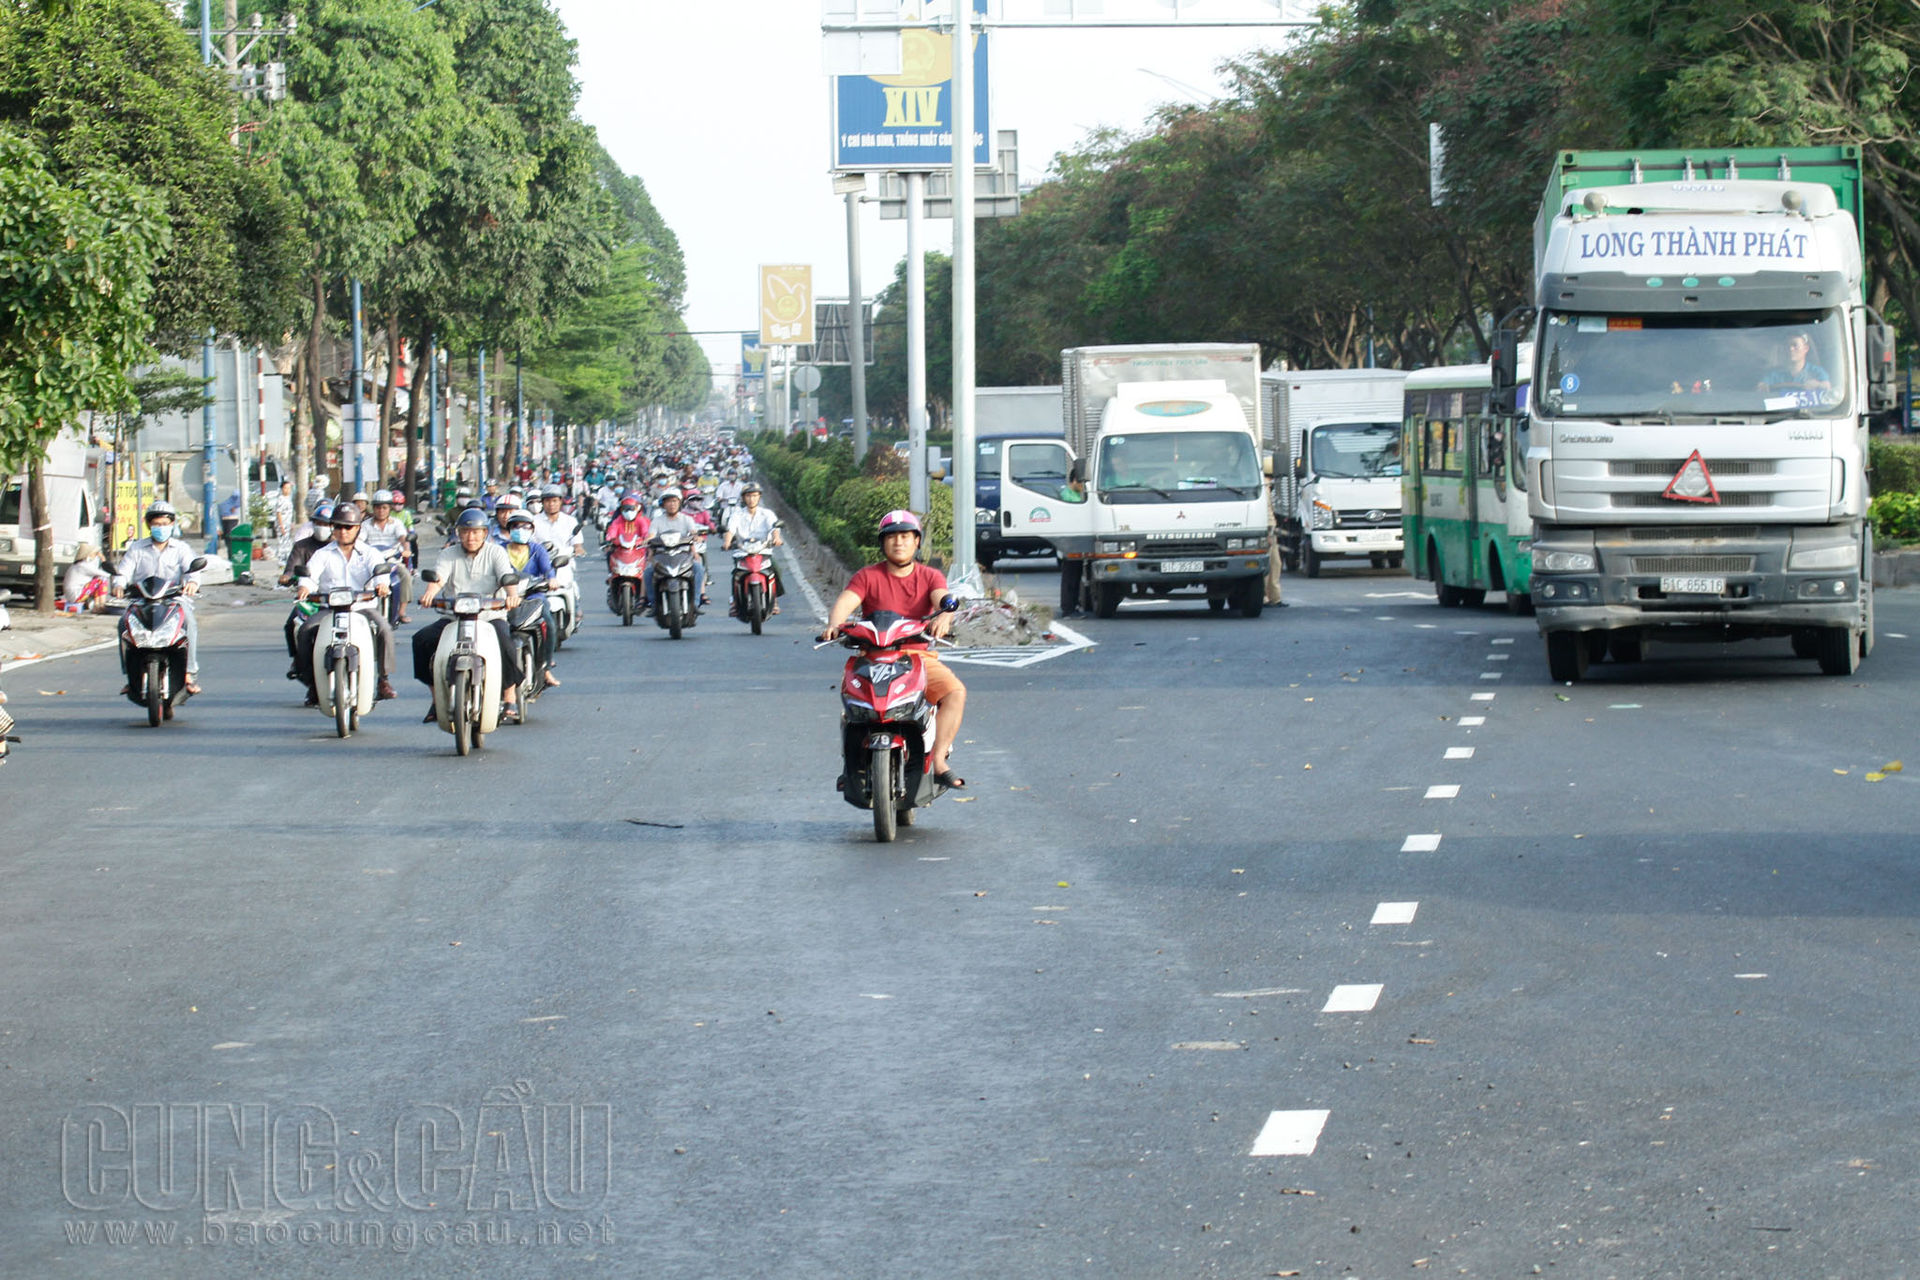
[877,509,922,538]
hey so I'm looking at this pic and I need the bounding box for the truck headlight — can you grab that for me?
[974,507,995,524]
[1787,543,1856,571]
[1309,501,1333,530]
[1097,540,1137,555]
[1532,548,1596,573]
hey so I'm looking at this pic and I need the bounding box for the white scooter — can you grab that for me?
[312,559,400,739]
[543,551,580,647]
[423,570,519,756]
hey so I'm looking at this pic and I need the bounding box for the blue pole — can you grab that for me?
[350,279,366,493]
[199,3,216,547]
[476,345,488,491]
[427,332,439,498]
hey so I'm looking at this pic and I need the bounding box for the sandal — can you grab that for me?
[931,768,966,789]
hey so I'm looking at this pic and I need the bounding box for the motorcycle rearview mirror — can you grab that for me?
[940,594,959,614]
[499,573,522,587]
[188,557,209,572]
[420,569,441,584]
[552,554,571,568]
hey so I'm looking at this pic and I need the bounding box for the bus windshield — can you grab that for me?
[1309,422,1402,478]
[1097,431,1262,502]
[1535,309,1849,420]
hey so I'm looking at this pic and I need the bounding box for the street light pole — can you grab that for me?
[906,170,929,514]
[846,186,869,464]
[350,278,366,493]
[949,0,977,580]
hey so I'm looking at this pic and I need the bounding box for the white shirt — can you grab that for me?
[531,510,582,556]
[361,516,408,553]
[113,537,202,592]
[301,541,389,596]
[726,506,779,545]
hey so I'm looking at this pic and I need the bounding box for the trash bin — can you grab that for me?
[227,522,254,586]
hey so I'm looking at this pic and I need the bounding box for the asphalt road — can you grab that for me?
[3,548,1917,1279]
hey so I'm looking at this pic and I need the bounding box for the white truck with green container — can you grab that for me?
[994,343,1272,618]
[1496,146,1896,680]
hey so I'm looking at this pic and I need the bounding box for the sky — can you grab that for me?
[547,0,1306,386]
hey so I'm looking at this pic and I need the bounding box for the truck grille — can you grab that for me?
[1629,526,1760,540]
[1145,539,1223,555]
[1609,459,1775,477]
[1630,555,1756,574]
[1615,492,1770,507]
[1335,509,1398,528]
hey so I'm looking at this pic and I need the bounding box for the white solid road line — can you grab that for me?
[1251,1109,1331,1157]
[1322,984,1383,1013]
[1,638,117,670]
[1424,784,1460,799]
[1371,902,1419,925]
[1401,833,1443,852]
[778,541,829,620]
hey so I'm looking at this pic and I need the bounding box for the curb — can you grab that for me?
[1873,547,1920,587]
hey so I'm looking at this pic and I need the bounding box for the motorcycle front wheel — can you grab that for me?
[748,582,765,636]
[451,670,472,756]
[145,656,164,727]
[619,582,634,626]
[333,656,352,738]
[872,745,898,843]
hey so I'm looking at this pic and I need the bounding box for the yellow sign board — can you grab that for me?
[759,264,813,346]
[111,479,154,551]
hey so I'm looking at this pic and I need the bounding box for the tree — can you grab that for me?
[0,0,303,351]
[0,127,169,608]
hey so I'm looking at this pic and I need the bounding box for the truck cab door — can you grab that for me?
[997,439,1092,548]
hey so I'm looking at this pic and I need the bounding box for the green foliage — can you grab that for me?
[0,0,303,349]
[1871,490,1920,542]
[749,431,953,568]
[0,126,170,470]
[1872,436,1920,493]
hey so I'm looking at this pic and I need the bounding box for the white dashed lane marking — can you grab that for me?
[1322,984,1383,1013]
[1487,653,1510,661]
[1478,671,1504,680]
[1425,784,1460,799]
[1401,834,1443,852]
[1459,716,1485,726]
[1471,692,1496,701]
[1251,1110,1330,1157]
[1444,746,1475,760]
[1491,637,1515,645]
[1372,902,1419,925]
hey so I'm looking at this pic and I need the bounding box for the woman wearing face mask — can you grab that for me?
[111,502,204,695]
[500,509,561,689]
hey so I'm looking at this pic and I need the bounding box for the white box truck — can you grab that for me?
[1263,369,1410,576]
[995,344,1272,617]
[0,427,106,589]
[1506,146,1894,680]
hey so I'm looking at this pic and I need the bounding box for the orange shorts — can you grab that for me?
[916,651,965,705]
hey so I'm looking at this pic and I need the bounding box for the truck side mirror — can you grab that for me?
[1867,324,1899,411]
[1489,329,1520,415]
[1292,457,1305,480]
[1261,453,1274,478]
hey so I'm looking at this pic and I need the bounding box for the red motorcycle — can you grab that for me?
[823,600,957,843]
[605,530,647,626]
[729,537,779,635]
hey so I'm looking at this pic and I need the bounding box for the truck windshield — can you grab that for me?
[1097,431,1262,502]
[1309,422,1402,478]
[1536,309,1849,420]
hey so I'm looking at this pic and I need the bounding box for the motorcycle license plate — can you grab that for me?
[1660,576,1725,595]
[1161,559,1205,574]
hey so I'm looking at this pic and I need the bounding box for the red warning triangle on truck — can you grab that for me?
[1662,450,1720,504]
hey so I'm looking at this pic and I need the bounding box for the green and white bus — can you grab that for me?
[1402,355,1533,611]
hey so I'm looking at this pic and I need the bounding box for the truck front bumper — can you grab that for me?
[1531,524,1863,636]
[1310,528,1403,556]
[1091,555,1266,585]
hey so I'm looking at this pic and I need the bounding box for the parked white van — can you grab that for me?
[0,428,106,589]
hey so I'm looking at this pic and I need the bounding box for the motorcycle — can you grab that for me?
[605,530,647,626]
[543,552,580,647]
[311,560,400,739]
[648,530,701,639]
[119,557,208,726]
[421,569,519,755]
[822,599,959,843]
[729,537,779,635]
[507,576,558,723]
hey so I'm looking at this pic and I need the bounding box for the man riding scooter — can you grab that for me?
[293,503,397,706]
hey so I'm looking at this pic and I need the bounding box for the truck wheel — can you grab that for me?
[1093,583,1122,619]
[1506,591,1534,616]
[1435,579,1463,607]
[1387,554,1403,570]
[1237,580,1264,619]
[1545,631,1588,683]
[1791,631,1819,658]
[1369,553,1387,569]
[1304,545,1322,578]
[1816,626,1860,676]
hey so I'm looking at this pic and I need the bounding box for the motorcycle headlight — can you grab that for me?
[453,597,482,616]
[327,588,355,607]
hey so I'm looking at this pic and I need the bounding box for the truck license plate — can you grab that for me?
[1161,559,1205,573]
[1660,576,1725,595]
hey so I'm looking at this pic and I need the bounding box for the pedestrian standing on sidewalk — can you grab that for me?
[1055,471,1088,618]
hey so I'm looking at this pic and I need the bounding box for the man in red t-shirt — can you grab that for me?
[822,509,967,787]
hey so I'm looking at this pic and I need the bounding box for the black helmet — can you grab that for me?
[455,508,490,530]
[742,482,762,496]
[330,504,364,528]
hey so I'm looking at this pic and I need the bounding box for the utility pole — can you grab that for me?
[476,345,488,491]
[842,179,870,463]
[949,0,977,579]
[906,171,929,513]
[350,278,366,493]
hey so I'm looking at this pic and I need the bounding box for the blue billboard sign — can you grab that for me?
[742,334,765,388]
[832,3,989,173]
